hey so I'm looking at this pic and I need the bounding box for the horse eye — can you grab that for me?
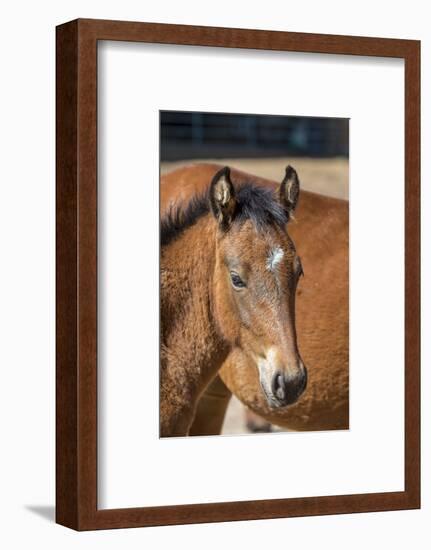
[230,271,246,289]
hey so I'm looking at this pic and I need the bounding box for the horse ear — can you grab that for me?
[209,166,236,229]
[279,165,300,214]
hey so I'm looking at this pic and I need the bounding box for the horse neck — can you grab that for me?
[161,215,230,402]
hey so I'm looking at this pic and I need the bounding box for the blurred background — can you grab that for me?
[161,111,348,160]
[160,110,349,434]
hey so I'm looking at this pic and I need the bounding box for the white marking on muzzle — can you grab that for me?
[266,246,284,271]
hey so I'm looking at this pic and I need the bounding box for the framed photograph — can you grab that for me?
[56,19,420,530]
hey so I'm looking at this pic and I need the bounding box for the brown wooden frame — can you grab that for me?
[56,18,420,531]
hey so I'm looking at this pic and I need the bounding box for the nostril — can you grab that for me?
[272,372,286,401]
[269,368,307,407]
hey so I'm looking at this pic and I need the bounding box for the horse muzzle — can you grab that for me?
[258,360,307,408]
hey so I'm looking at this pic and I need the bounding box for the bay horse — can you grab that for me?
[161,164,349,434]
[160,165,307,436]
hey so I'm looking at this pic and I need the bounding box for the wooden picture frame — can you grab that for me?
[56,18,420,530]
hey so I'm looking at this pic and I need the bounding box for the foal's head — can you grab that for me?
[210,166,307,408]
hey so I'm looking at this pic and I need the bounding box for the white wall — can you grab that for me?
[0,1,428,548]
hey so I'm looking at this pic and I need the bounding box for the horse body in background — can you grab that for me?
[160,165,307,436]
[161,164,349,434]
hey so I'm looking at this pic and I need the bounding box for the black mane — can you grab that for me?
[161,183,289,247]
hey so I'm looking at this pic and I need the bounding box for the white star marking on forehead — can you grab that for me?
[266,246,284,271]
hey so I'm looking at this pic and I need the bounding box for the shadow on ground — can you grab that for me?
[25,505,55,523]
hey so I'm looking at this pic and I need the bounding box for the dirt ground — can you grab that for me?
[161,157,349,200]
[161,157,349,435]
